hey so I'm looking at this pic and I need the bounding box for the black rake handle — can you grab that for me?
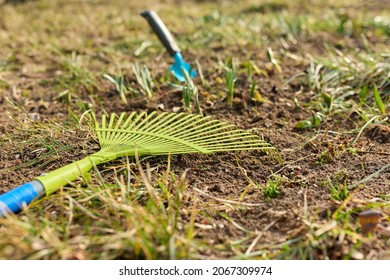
[141,10,180,56]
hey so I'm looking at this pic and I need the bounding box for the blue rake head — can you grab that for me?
[171,53,196,82]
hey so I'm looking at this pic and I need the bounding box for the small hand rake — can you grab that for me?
[0,112,277,216]
[141,10,196,82]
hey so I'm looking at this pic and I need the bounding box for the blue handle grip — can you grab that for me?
[0,181,45,217]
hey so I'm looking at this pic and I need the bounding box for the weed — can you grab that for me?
[313,47,390,102]
[295,112,323,129]
[262,175,282,200]
[316,150,334,164]
[275,213,365,260]
[327,177,349,201]
[298,48,389,132]
[53,49,98,93]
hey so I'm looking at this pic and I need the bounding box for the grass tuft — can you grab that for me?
[262,175,282,200]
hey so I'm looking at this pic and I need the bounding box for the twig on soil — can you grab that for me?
[356,150,390,156]
[220,213,251,233]
[193,188,265,206]
[268,155,311,178]
[348,164,390,190]
[351,116,379,146]
[245,219,279,256]
[303,190,308,220]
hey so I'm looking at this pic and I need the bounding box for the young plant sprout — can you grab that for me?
[224,59,237,106]
[131,63,155,98]
[181,67,202,114]
[103,72,129,104]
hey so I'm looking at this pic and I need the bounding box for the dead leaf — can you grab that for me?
[314,220,337,237]
[357,210,382,234]
[252,91,270,103]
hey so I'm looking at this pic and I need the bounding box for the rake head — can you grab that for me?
[96,111,278,159]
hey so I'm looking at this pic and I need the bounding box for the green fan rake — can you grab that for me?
[0,111,277,216]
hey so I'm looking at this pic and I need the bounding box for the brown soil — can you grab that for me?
[1,51,389,259]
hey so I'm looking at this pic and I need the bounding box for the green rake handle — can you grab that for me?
[0,156,101,217]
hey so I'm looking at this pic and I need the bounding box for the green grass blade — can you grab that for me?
[373,84,386,115]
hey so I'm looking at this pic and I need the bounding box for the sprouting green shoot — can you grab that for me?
[182,84,191,111]
[55,90,72,105]
[359,84,368,106]
[131,63,154,98]
[250,79,256,100]
[245,60,253,82]
[103,72,128,104]
[266,47,282,73]
[294,112,323,129]
[321,92,333,113]
[195,59,209,89]
[373,84,386,115]
[224,59,237,106]
[182,67,202,114]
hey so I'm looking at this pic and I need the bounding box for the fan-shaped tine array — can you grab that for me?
[95,112,277,157]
